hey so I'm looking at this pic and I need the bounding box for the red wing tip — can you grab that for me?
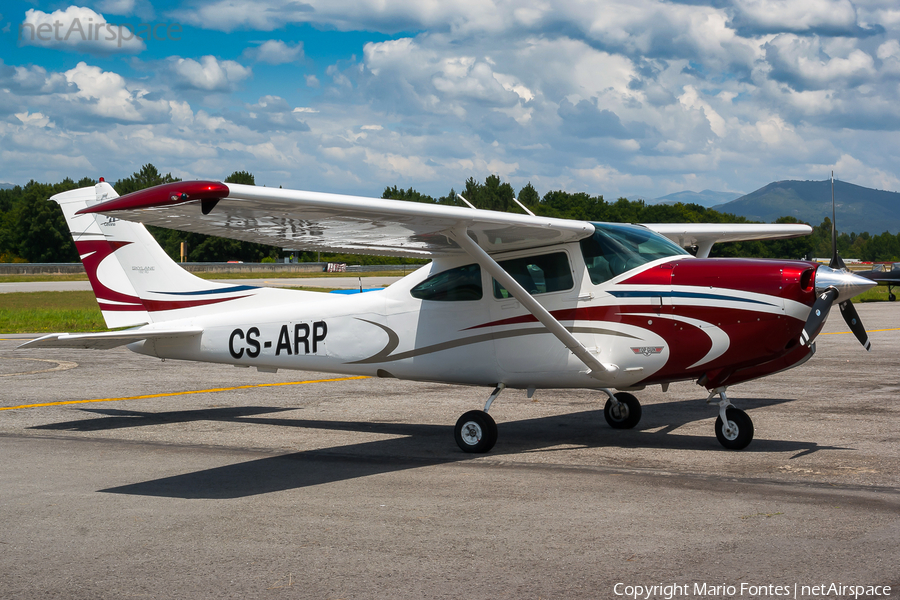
[76,180,230,215]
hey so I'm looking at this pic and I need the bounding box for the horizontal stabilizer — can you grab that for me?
[18,327,203,350]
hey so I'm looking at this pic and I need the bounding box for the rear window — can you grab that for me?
[493,252,574,299]
[411,264,483,301]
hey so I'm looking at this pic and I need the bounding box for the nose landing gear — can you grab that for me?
[707,387,754,450]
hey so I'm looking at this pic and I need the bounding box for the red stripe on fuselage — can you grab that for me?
[96,295,252,312]
[141,295,252,312]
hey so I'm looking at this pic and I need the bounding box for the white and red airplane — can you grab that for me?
[20,179,875,452]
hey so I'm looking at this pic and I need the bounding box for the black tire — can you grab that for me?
[454,410,498,453]
[603,392,642,429]
[890,293,896,302]
[715,407,754,450]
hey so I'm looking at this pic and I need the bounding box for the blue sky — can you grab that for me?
[1,0,899,201]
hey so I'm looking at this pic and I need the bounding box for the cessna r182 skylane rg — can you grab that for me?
[19,180,876,451]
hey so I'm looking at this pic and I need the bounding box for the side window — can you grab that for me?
[411,264,483,301]
[493,252,574,299]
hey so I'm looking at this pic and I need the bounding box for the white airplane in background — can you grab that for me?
[20,179,875,452]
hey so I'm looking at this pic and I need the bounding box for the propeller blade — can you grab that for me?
[839,300,872,351]
[800,287,838,347]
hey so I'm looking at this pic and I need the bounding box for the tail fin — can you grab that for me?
[54,182,259,327]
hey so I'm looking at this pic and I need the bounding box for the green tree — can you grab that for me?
[225,170,255,186]
[518,182,540,211]
[459,175,515,211]
[382,185,437,204]
[3,179,86,262]
[114,164,179,195]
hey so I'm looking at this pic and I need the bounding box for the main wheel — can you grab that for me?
[890,293,896,302]
[715,407,754,450]
[454,410,498,453]
[603,392,642,429]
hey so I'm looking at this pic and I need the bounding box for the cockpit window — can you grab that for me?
[580,222,688,284]
[411,263,483,301]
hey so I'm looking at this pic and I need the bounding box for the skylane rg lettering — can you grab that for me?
[229,322,327,359]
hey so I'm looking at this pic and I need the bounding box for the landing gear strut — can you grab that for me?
[454,384,504,453]
[707,387,754,450]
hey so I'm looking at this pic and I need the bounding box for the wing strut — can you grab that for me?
[448,228,618,381]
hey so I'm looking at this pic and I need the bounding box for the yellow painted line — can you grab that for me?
[0,375,370,412]
[821,327,900,335]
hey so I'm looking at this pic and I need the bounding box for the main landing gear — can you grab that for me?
[601,389,643,429]
[454,384,504,453]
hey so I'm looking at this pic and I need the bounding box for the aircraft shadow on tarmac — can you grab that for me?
[31,396,852,499]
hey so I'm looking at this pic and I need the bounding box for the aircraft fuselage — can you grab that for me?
[129,245,818,392]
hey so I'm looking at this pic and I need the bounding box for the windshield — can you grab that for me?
[580,222,689,284]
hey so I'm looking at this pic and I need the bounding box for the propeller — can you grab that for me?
[800,287,838,347]
[839,298,871,350]
[799,173,874,350]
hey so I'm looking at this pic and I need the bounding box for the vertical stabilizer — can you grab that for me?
[55,183,150,328]
[53,183,260,327]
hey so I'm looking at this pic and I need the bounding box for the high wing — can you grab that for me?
[19,327,203,350]
[78,181,594,258]
[78,180,812,258]
[645,223,812,257]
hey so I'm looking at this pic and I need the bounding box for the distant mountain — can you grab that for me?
[0,183,16,190]
[651,189,743,208]
[713,180,900,234]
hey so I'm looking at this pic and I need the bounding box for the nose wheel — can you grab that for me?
[707,388,754,450]
[715,407,754,450]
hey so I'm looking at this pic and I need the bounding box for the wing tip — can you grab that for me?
[77,181,229,215]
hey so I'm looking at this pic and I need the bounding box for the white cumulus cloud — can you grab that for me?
[167,56,252,91]
[19,6,146,54]
[243,39,304,64]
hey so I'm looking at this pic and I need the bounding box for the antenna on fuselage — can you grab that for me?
[800,171,871,351]
[456,194,477,210]
[830,171,846,270]
[512,196,535,216]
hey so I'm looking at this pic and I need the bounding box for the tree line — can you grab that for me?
[0,165,897,264]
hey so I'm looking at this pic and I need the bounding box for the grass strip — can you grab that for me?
[0,287,341,334]
[0,292,106,333]
[853,285,894,303]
